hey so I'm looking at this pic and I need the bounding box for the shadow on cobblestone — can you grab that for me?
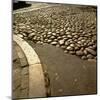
[13,1,31,10]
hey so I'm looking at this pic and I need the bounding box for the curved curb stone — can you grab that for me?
[13,34,46,98]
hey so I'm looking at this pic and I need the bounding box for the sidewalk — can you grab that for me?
[13,36,96,98]
[28,41,96,97]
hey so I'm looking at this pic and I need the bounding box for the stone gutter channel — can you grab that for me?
[13,34,50,99]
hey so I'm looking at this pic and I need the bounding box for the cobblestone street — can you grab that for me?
[13,2,97,99]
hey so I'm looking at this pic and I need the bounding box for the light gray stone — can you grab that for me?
[28,33,35,38]
[69,51,75,55]
[64,50,68,53]
[87,54,94,59]
[17,34,23,38]
[51,41,57,45]
[50,36,56,39]
[86,48,96,55]
[47,32,52,35]
[57,36,62,40]
[67,35,72,38]
[71,33,78,36]
[65,41,69,46]
[75,46,79,50]
[78,37,83,41]
[47,40,52,43]
[70,44,75,47]
[65,32,71,36]
[83,50,88,55]
[81,56,87,60]
[77,41,82,45]
[66,46,73,51]
[59,39,65,45]
[76,50,84,56]
[61,45,66,49]
[52,33,56,36]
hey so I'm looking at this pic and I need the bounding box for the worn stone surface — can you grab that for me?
[51,41,57,45]
[20,57,28,67]
[76,50,84,56]
[13,4,97,60]
[29,64,46,97]
[13,41,29,99]
[59,39,65,45]
[86,48,96,56]
[21,75,29,89]
[66,46,73,51]
[13,3,97,98]
[14,35,46,98]
[28,43,96,97]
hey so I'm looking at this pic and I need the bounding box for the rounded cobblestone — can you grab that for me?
[13,5,97,60]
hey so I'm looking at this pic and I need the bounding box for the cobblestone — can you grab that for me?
[13,4,97,61]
